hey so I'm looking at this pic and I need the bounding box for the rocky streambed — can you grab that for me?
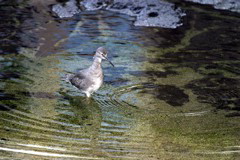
[0,0,239,159]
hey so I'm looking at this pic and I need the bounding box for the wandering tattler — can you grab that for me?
[65,47,114,97]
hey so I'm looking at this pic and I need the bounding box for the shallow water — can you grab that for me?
[0,1,240,159]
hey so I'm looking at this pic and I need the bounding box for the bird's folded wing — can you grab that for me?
[69,73,91,90]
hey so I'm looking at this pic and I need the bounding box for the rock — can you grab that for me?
[107,0,185,28]
[185,0,240,13]
[52,0,185,29]
[52,0,81,18]
[80,0,111,10]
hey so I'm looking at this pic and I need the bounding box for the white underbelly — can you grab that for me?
[88,78,102,93]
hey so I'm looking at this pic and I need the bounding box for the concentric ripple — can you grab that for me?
[1,2,240,160]
[106,83,211,115]
[0,93,153,159]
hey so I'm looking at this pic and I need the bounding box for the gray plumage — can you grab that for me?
[65,47,114,97]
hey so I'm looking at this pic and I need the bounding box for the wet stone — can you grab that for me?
[107,0,185,28]
[185,0,240,13]
[80,0,111,10]
[52,0,185,28]
[52,0,81,18]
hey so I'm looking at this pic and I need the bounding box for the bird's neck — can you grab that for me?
[90,57,102,70]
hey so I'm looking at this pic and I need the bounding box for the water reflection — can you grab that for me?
[0,0,240,159]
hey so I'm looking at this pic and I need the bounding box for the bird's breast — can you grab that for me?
[90,76,103,92]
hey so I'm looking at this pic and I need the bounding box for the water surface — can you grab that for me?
[0,1,240,159]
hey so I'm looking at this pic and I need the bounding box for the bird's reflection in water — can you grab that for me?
[60,93,105,156]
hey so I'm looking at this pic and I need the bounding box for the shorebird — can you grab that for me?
[65,47,114,97]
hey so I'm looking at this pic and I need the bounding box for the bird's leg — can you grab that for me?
[85,92,91,98]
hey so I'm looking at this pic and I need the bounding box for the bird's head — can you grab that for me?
[94,47,114,67]
[95,47,108,60]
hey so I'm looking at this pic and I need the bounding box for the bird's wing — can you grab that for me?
[69,71,92,91]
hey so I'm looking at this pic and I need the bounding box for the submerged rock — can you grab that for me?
[186,77,240,111]
[185,0,240,13]
[52,0,185,29]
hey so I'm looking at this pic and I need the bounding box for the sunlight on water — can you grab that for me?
[0,2,239,160]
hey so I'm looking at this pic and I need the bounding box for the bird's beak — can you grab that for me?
[103,55,114,67]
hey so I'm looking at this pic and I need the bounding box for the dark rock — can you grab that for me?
[106,0,185,28]
[52,0,185,28]
[185,0,240,13]
[80,0,111,10]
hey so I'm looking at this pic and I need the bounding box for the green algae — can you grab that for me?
[0,1,240,159]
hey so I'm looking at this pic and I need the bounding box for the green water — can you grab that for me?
[0,1,239,159]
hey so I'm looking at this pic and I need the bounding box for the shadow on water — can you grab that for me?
[0,0,240,159]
